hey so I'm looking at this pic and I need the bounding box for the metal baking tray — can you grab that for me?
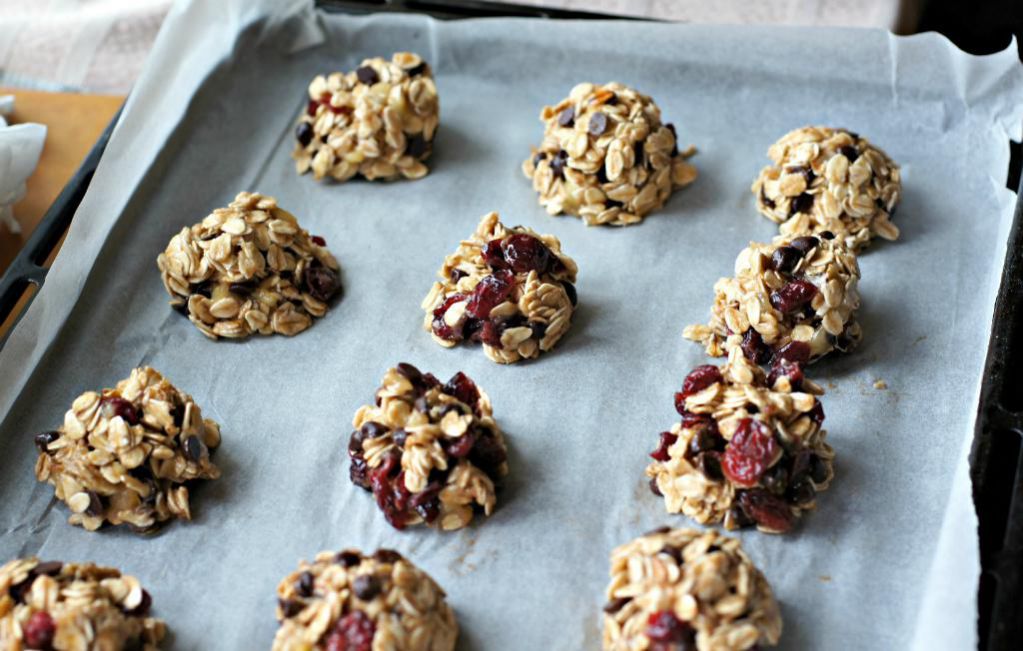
[0,2,1019,649]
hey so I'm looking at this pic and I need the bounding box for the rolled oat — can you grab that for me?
[293,53,439,182]
[603,527,781,651]
[421,211,578,364]
[646,354,834,534]
[348,364,508,531]
[683,232,861,364]
[751,126,900,251]
[521,82,697,226]
[34,367,221,533]
[272,548,457,651]
[0,557,165,650]
[157,191,341,340]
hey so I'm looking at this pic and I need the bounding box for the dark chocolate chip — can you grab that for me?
[769,246,802,273]
[649,477,663,496]
[531,151,546,166]
[550,150,569,180]
[279,598,303,618]
[819,230,835,240]
[360,422,389,439]
[183,436,204,462]
[790,192,814,215]
[406,133,429,159]
[335,551,362,567]
[557,106,575,128]
[660,545,684,565]
[588,112,608,136]
[85,491,104,517]
[604,596,631,613]
[125,589,152,617]
[561,281,578,307]
[295,571,314,597]
[34,431,59,455]
[373,549,403,564]
[666,123,679,156]
[392,429,408,447]
[839,145,859,162]
[405,61,427,77]
[352,574,382,601]
[295,122,313,147]
[356,66,379,85]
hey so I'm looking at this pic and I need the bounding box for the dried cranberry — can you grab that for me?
[303,260,340,303]
[645,611,694,647]
[295,122,313,147]
[738,489,795,532]
[466,270,515,319]
[102,396,139,425]
[687,428,724,458]
[680,365,723,400]
[306,100,319,116]
[356,66,379,85]
[34,431,59,454]
[649,431,678,462]
[680,412,716,432]
[721,419,778,487]
[769,246,803,273]
[774,340,811,364]
[326,611,376,651]
[443,372,480,408]
[770,280,818,314]
[279,598,303,618]
[696,452,724,481]
[477,320,502,347]
[312,235,326,247]
[468,430,507,480]
[501,234,553,274]
[24,611,55,649]
[369,453,407,529]
[788,479,816,506]
[350,455,369,488]
[335,551,361,567]
[768,357,804,390]
[649,477,663,496]
[740,328,771,364]
[806,400,825,427]
[444,431,478,458]
[483,239,508,269]
[790,192,814,215]
[557,107,575,127]
[431,295,467,341]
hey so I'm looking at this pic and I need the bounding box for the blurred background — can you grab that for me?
[0,0,1021,279]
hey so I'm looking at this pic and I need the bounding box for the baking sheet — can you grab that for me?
[2,2,1023,649]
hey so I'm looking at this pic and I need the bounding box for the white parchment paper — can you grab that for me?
[2,2,1022,649]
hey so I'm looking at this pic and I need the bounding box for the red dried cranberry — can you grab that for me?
[768,357,804,390]
[303,260,340,303]
[738,489,795,532]
[649,431,678,462]
[770,280,818,314]
[721,419,778,488]
[306,100,319,116]
[483,239,508,269]
[369,453,407,529]
[101,397,139,425]
[326,611,376,651]
[443,372,480,409]
[311,235,326,246]
[468,429,507,480]
[680,412,716,432]
[24,611,55,649]
[769,246,802,273]
[788,479,816,506]
[645,611,694,647]
[466,270,515,319]
[740,328,772,364]
[445,431,478,458]
[431,295,467,341]
[478,320,502,347]
[680,365,723,400]
[806,400,825,426]
[774,340,811,364]
[501,234,553,274]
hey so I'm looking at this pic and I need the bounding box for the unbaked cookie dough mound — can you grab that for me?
[0,557,166,650]
[293,52,439,182]
[348,364,508,531]
[646,355,834,534]
[157,191,341,340]
[272,548,457,651]
[522,82,697,226]
[34,367,221,534]
[684,232,861,364]
[603,527,781,651]
[752,126,900,251]
[421,211,578,364]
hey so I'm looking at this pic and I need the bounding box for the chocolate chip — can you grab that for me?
[588,112,608,136]
[183,436,204,462]
[229,280,256,296]
[666,123,678,156]
[644,525,672,536]
[356,66,379,85]
[353,574,381,600]
[406,133,429,159]
[728,503,755,528]
[405,61,427,77]
[809,454,829,483]
[790,192,814,215]
[193,280,213,298]
[531,151,546,167]
[660,545,684,565]
[279,598,303,618]
[789,236,819,254]
[85,491,104,517]
[603,596,631,613]
[125,589,152,617]
[788,479,816,506]
[561,281,577,306]
[696,452,723,481]
[550,150,568,180]
[34,431,59,454]
[760,188,775,210]
[414,395,429,413]
[634,140,644,165]
[335,551,362,567]
[839,145,859,162]
[172,302,189,316]
[295,122,313,147]
[649,477,663,496]
[557,106,575,128]
[819,230,835,240]
[373,549,403,564]
[605,93,619,106]
[295,571,314,597]
[769,246,802,273]
[606,199,624,209]
[596,165,608,184]
[360,422,389,439]
[785,165,815,185]
[392,429,408,447]
[395,363,422,384]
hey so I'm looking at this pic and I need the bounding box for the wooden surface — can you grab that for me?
[0,88,123,275]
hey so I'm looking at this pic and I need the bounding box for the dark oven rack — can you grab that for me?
[0,1,1019,648]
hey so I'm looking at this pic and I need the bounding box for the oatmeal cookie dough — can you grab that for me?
[684,232,861,364]
[348,364,508,531]
[521,82,697,226]
[0,557,165,650]
[646,355,834,534]
[603,527,781,651]
[34,367,221,533]
[293,52,439,182]
[752,126,901,251]
[157,191,341,340]
[272,548,457,651]
[421,211,578,364]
